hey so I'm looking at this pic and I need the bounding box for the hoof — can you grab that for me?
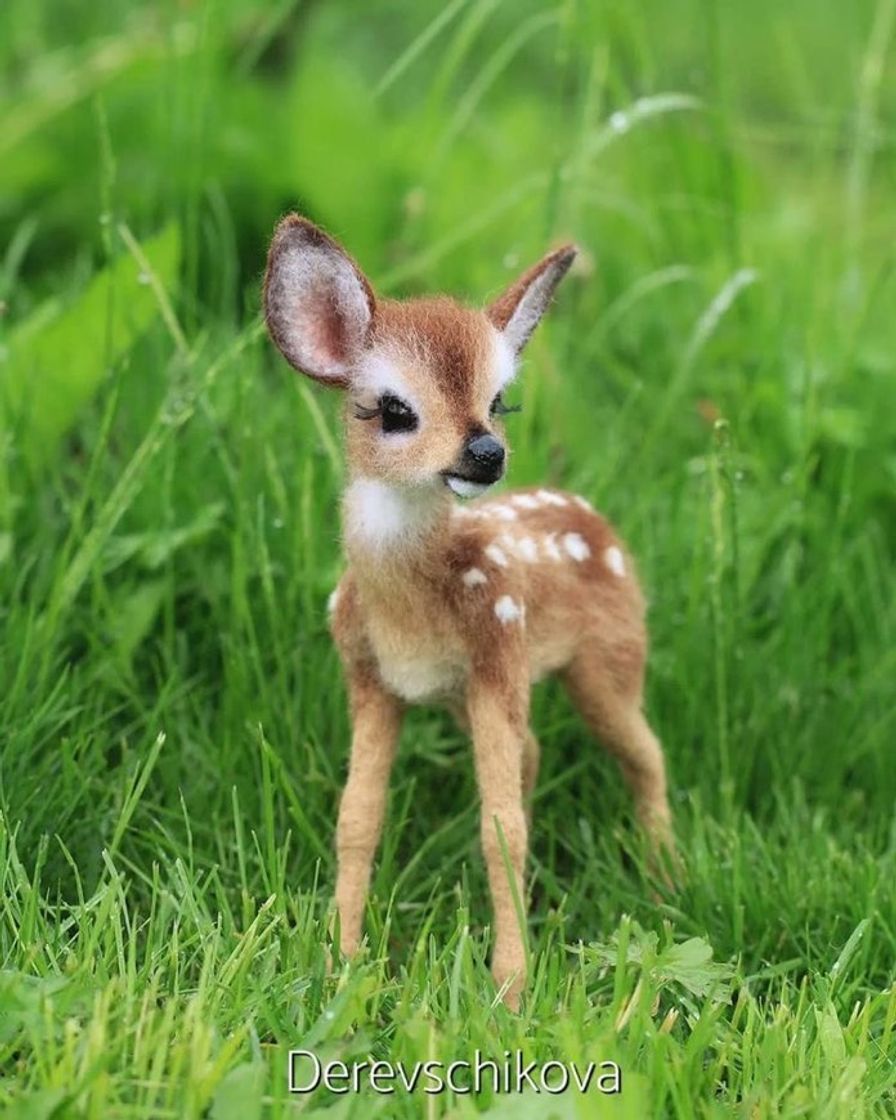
[492,946,526,1011]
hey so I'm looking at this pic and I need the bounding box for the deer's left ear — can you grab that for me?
[486,244,578,355]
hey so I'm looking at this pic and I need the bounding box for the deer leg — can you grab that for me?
[467,680,529,1009]
[333,672,403,956]
[522,729,540,826]
[563,646,673,859]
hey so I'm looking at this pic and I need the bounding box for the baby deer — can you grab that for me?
[263,214,673,1008]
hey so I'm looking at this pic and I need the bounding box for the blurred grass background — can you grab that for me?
[1,1,895,1116]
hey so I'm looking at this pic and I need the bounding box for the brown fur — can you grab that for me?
[263,214,673,1010]
[373,297,493,422]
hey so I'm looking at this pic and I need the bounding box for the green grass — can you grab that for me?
[2,0,896,1115]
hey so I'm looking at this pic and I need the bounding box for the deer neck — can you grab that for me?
[342,476,455,588]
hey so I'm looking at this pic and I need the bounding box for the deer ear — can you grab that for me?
[263,214,376,387]
[486,244,577,354]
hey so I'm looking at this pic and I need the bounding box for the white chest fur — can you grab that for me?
[365,607,466,703]
[362,577,464,698]
[344,477,467,703]
[344,477,442,552]
[375,646,466,704]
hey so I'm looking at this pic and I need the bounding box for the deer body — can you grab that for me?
[263,215,672,1008]
[332,487,641,707]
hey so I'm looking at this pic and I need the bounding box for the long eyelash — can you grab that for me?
[492,397,522,416]
[354,403,381,420]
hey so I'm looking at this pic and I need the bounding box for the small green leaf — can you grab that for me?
[210,1063,266,1120]
[108,578,166,664]
[657,937,734,1000]
[102,501,224,573]
[8,1086,69,1120]
[2,224,180,466]
[815,1002,847,1068]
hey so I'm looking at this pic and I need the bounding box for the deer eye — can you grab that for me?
[380,393,418,433]
[490,393,521,417]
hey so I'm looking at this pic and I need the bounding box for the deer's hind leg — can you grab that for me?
[562,640,673,856]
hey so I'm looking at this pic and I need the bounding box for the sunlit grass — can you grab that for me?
[1,0,895,1116]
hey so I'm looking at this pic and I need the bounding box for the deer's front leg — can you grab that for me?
[467,671,530,1009]
[334,670,402,957]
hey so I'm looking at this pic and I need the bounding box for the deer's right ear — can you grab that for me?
[263,214,376,387]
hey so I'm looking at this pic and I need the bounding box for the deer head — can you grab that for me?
[263,214,576,501]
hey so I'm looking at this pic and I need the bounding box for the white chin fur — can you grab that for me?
[445,476,492,499]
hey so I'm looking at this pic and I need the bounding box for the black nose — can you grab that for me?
[460,432,505,482]
[467,433,505,467]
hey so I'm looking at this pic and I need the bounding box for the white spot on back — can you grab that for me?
[462,567,488,587]
[494,595,524,624]
[543,533,563,561]
[537,489,569,507]
[484,543,509,568]
[515,536,538,562]
[573,495,592,511]
[511,493,541,511]
[489,503,518,522]
[327,587,340,615]
[563,532,591,562]
[604,545,626,577]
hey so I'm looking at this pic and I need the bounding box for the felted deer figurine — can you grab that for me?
[263,214,673,1009]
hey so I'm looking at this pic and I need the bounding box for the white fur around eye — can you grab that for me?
[491,329,518,393]
[354,351,423,417]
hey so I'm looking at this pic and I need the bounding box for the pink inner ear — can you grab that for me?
[264,215,376,386]
[487,244,577,353]
[274,255,370,381]
[300,291,352,372]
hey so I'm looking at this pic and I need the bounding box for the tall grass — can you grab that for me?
[1,0,895,1115]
